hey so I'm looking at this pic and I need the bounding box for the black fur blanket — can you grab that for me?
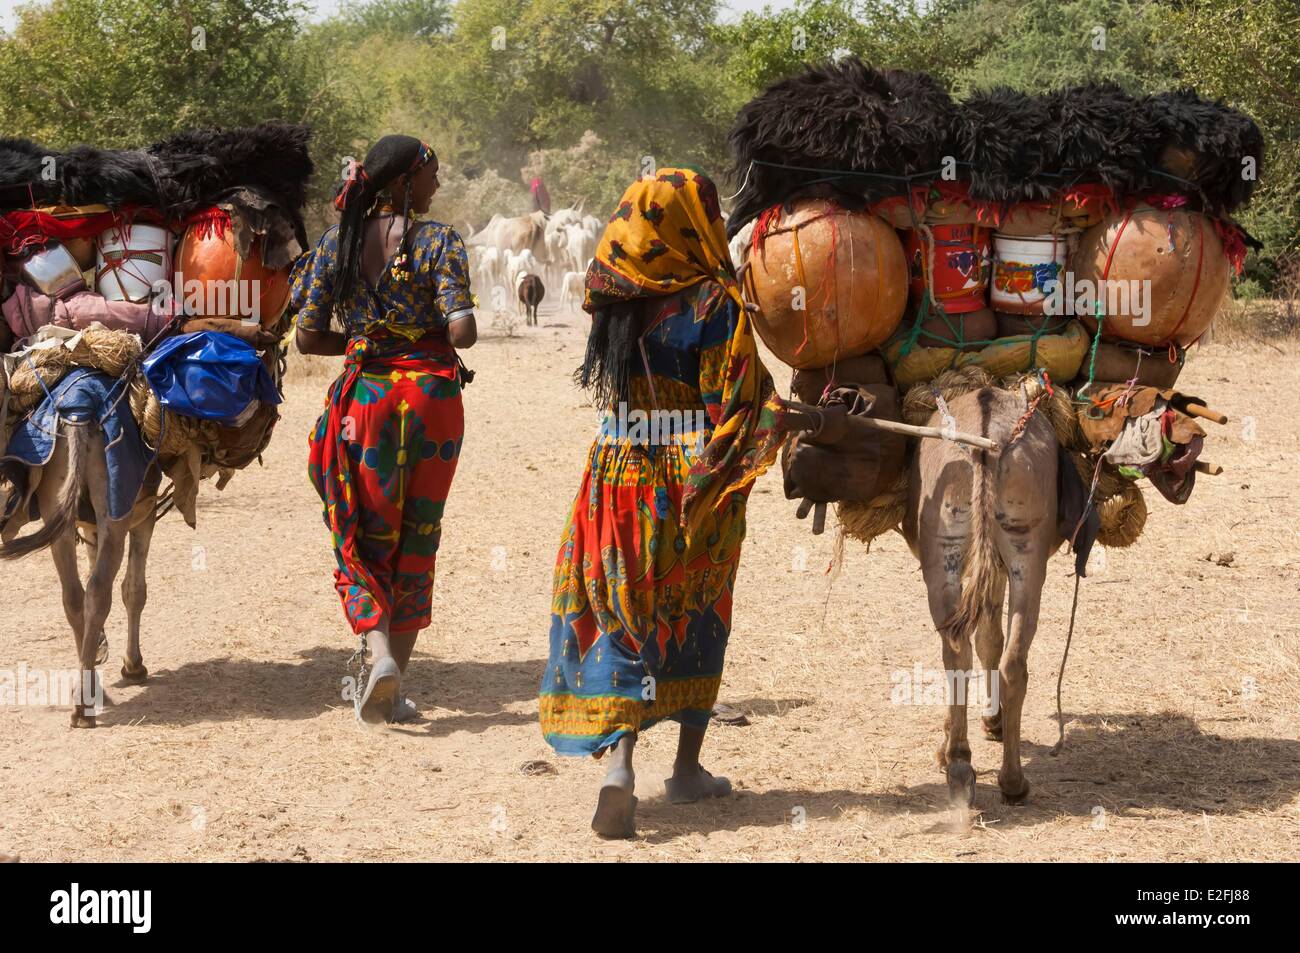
[0,123,313,239]
[728,59,955,235]
[728,58,1263,231]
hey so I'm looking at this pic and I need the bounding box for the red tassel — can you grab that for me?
[334,161,369,211]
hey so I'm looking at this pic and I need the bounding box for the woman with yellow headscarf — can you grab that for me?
[539,169,785,838]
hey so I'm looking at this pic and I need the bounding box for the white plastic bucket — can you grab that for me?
[96,223,173,304]
[990,233,1066,315]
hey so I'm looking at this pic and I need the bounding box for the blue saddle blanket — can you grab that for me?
[2,368,148,521]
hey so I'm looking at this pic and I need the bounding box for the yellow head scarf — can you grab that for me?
[583,168,786,540]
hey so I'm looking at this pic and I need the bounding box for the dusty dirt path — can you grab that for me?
[2,309,1298,861]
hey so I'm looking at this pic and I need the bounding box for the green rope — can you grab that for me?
[896,292,927,358]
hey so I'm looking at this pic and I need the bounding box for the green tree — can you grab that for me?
[1173,0,1300,289]
[340,0,453,36]
[941,0,1181,95]
[714,0,967,92]
[0,0,363,202]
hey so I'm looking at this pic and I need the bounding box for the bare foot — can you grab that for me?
[664,765,731,804]
[591,766,637,838]
[390,695,420,723]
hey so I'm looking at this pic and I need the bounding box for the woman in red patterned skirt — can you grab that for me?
[292,135,477,725]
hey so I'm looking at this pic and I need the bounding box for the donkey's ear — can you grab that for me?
[1056,447,1099,576]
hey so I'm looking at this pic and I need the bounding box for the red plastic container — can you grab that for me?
[903,224,990,315]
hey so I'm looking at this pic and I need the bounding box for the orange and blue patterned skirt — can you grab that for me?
[540,399,749,756]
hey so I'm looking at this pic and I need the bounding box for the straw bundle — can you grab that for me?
[6,325,143,414]
[837,473,908,547]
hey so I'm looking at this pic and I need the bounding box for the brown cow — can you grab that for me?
[516,273,545,327]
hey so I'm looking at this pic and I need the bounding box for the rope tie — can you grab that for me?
[1163,211,1205,346]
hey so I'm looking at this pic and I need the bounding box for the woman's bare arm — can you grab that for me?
[295,325,348,356]
[447,313,477,349]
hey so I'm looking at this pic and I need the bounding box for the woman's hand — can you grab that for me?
[295,325,348,356]
[447,313,477,349]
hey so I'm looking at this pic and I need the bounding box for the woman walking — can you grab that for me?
[539,168,785,837]
[292,135,476,725]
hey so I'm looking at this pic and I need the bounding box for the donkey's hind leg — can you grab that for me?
[974,575,1007,741]
[73,439,127,728]
[36,446,86,657]
[80,526,109,665]
[917,496,977,808]
[120,510,155,684]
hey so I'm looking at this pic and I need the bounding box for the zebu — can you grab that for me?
[467,211,549,263]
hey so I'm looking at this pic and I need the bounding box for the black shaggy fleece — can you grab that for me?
[950,86,1056,204]
[1144,89,1264,215]
[727,62,1266,229]
[1041,82,1162,203]
[727,57,955,236]
[0,122,313,238]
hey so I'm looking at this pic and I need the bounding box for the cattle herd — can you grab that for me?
[464,206,601,319]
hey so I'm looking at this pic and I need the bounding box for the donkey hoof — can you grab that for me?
[120,662,148,685]
[936,744,971,771]
[946,762,977,809]
[70,710,96,729]
[999,775,1030,805]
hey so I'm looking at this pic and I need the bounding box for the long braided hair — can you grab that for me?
[332,134,436,322]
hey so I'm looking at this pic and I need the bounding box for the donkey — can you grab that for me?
[903,386,1065,807]
[1,422,158,727]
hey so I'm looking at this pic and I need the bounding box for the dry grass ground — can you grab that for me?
[1,303,1297,861]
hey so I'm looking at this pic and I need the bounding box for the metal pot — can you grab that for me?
[19,242,86,299]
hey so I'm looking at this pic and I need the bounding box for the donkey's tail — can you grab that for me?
[940,389,1002,652]
[0,424,87,560]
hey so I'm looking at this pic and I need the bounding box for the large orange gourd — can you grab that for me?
[743,200,908,369]
[1074,205,1231,347]
[176,224,289,328]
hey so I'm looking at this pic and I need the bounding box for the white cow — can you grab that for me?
[474,246,503,295]
[543,208,582,284]
[467,211,549,262]
[506,249,539,292]
[562,224,596,278]
[545,205,584,244]
[559,270,585,312]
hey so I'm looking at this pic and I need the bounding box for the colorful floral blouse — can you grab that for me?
[290,220,474,357]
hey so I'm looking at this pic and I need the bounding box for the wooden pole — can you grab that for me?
[851,414,1000,451]
[1183,403,1229,425]
[778,398,999,451]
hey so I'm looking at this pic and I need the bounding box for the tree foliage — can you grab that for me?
[0,0,1295,289]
